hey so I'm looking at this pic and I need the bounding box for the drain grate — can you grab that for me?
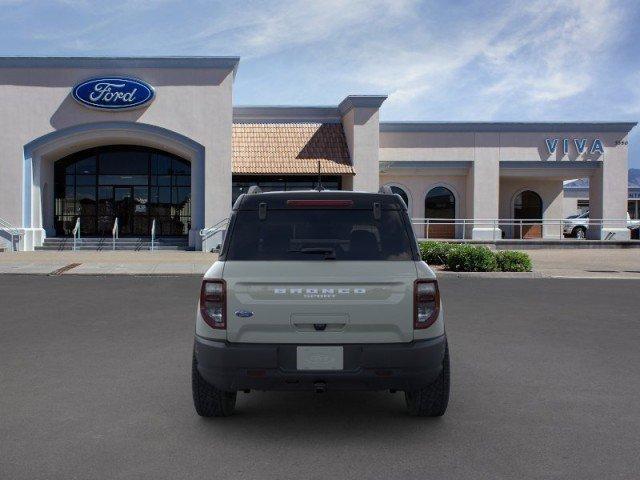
[48,263,82,276]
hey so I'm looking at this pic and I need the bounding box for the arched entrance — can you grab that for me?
[514,190,543,239]
[54,145,191,237]
[425,186,456,239]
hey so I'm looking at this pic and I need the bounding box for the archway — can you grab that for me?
[425,186,456,239]
[22,121,205,249]
[514,190,543,239]
[54,146,191,237]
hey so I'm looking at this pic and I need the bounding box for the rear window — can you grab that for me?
[225,209,416,261]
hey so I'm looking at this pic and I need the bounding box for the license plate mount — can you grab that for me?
[296,346,344,371]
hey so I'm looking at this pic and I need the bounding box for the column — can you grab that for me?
[588,139,629,239]
[471,133,501,240]
[340,96,387,192]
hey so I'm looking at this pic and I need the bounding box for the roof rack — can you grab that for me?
[246,185,262,195]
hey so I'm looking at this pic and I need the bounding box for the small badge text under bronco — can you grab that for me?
[192,187,450,417]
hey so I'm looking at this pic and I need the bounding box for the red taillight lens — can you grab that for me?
[414,279,440,329]
[200,279,226,329]
[286,199,354,207]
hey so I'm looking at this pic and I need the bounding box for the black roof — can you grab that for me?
[234,190,406,210]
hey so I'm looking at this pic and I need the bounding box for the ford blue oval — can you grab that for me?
[72,77,155,110]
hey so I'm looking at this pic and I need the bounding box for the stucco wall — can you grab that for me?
[0,63,234,244]
[499,178,564,238]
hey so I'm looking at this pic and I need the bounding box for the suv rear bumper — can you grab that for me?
[194,335,447,392]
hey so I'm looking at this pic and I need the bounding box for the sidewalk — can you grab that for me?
[0,251,216,275]
[0,249,639,278]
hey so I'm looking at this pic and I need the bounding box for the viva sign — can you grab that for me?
[72,77,155,110]
[545,138,604,156]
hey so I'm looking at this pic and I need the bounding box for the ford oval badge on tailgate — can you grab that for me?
[235,310,254,318]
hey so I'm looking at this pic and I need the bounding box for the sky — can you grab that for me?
[1,0,639,167]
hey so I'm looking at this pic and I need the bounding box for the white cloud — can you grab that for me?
[337,0,625,118]
[185,0,420,58]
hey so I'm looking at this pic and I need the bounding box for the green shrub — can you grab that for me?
[419,241,454,265]
[495,251,532,272]
[446,244,497,272]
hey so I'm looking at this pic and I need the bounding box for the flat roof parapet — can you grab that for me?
[0,56,241,74]
[233,106,341,123]
[380,121,638,133]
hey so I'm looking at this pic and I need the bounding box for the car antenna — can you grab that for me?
[316,160,324,191]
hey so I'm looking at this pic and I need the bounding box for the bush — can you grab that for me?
[446,244,497,272]
[419,241,454,265]
[495,251,532,272]
[418,241,533,273]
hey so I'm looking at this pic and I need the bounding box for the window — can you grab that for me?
[226,209,414,261]
[54,146,190,236]
[425,187,455,219]
[514,191,543,220]
[629,200,639,220]
[232,176,342,205]
[577,200,589,214]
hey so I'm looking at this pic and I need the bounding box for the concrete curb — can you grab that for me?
[435,270,542,278]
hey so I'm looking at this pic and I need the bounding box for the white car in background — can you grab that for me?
[563,211,640,239]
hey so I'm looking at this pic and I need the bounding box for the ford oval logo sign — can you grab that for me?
[72,77,155,110]
[234,310,254,318]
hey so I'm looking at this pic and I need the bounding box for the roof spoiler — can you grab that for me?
[379,185,407,210]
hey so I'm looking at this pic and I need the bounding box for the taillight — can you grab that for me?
[200,279,226,329]
[414,279,440,329]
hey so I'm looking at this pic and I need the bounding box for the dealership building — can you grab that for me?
[0,56,636,250]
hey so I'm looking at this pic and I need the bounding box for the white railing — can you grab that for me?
[0,217,22,252]
[112,217,119,251]
[411,218,636,241]
[72,217,81,251]
[150,218,156,252]
[200,218,229,252]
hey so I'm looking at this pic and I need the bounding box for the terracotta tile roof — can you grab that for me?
[232,123,354,175]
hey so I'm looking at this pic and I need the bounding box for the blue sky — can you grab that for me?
[2,0,639,167]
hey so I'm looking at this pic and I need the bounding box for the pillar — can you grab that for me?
[340,95,387,192]
[471,133,501,240]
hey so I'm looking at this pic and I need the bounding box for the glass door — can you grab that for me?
[114,187,133,236]
[133,186,149,236]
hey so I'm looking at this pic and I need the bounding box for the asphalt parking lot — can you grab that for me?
[1,275,639,480]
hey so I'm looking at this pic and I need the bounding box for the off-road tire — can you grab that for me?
[192,352,237,417]
[574,227,586,239]
[405,343,450,417]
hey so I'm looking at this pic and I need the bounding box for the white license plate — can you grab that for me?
[296,346,343,371]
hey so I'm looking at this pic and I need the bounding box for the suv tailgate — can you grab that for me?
[223,261,417,343]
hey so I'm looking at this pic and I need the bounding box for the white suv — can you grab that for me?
[192,188,449,417]
[563,211,640,239]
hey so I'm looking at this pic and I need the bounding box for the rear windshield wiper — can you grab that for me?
[295,247,337,260]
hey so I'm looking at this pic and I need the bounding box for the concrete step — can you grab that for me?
[37,237,190,251]
[35,245,189,251]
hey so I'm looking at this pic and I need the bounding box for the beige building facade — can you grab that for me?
[0,57,636,250]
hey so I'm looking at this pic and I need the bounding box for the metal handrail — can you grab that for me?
[411,217,637,241]
[112,218,119,251]
[0,217,22,252]
[200,218,229,252]
[72,217,81,251]
[150,218,156,252]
